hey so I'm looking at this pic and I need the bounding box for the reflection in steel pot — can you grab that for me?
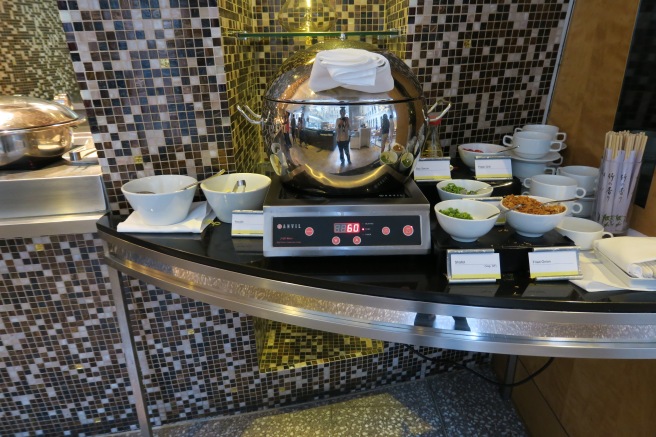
[0,95,85,170]
[239,40,450,196]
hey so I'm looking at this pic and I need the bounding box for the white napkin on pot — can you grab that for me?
[593,236,656,278]
[118,202,216,233]
[309,49,394,93]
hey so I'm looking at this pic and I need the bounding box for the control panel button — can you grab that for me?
[353,236,361,245]
[381,226,391,236]
[305,227,314,237]
[332,236,341,245]
[403,225,414,236]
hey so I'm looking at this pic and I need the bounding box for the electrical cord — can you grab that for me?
[404,344,555,387]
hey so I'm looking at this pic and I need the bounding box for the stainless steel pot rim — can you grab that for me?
[0,117,86,135]
[265,97,419,105]
[0,95,84,133]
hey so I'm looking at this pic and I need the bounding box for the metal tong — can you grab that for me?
[232,179,247,193]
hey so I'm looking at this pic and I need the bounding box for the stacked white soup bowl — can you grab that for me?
[505,124,567,183]
[503,130,564,159]
[515,124,567,142]
[522,174,585,216]
[556,165,599,218]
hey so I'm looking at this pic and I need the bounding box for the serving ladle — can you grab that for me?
[137,169,226,194]
[486,198,578,219]
[470,180,514,195]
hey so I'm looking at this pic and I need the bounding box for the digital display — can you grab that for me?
[334,222,360,234]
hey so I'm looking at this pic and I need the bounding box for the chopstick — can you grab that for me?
[597,130,648,233]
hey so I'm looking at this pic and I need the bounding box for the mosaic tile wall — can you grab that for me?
[59,0,233,218]
[125,281,487,429]
[0,234,135,436]
[0,0,572,434]
[0,0,80,100]
[408,0,571,155]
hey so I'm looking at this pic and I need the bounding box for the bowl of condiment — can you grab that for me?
[500,194,568,238]
[398,152,415,171]
[458,143,512,169]
[436,179,493,201]
[434,199,500,242]
[380,150,399,166]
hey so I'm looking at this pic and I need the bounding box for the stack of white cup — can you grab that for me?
[505,124,567,183]
[522,174,586,216]
[556,165,599,218]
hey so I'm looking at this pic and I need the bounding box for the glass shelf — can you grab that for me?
[229,30,400,40]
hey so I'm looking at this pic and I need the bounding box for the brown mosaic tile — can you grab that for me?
[0,233,135,436]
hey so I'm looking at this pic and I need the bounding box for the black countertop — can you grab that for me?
[97,213,656,314]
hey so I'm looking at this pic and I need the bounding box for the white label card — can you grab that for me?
[414,158,452,181]
[231,210,264,237]
[448,251,501,281]
[528,249,580,278]
[474,157,512,179]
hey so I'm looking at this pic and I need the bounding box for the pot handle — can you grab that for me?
[426,98,452,121]
[237,105,262,125]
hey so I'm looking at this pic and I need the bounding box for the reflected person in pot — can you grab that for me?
[336,107,352,165]
[380,113,390,153]
[282,112,292,148]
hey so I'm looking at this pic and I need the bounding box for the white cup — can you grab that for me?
[555,217,613,250]
[523,174,587,200]
[573,196,595,218]
[515,124,567,142]
[503,131,564,159]
[557,165,599,195]
[511,160,559,179]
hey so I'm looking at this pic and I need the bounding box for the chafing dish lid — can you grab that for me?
[0,95,82,133]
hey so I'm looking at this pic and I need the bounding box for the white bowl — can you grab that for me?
[436,179,493,201]
[458,143,511,169]
[121,174,197,226]
[500,195,568,238]
[201,173,271,223]
[434,199,500,242]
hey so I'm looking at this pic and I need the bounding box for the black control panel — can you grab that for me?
[272,215,423,248]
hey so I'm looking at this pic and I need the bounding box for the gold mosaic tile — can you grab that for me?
[255,320,385,372]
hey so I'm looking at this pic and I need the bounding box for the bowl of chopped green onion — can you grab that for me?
[436,179,493,201]
[434,199,500,242]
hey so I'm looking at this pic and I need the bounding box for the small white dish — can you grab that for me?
[434,199,500,242]
[436,179,493,201]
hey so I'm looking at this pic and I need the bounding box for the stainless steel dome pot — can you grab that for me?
[238,40,450,196]
[0,95,85,170]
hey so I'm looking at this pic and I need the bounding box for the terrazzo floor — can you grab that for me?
[112,365,527,437]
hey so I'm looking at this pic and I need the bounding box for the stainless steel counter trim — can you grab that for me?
[103,249,656,359]
[0,212,106,238]
[100,230,656,326]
